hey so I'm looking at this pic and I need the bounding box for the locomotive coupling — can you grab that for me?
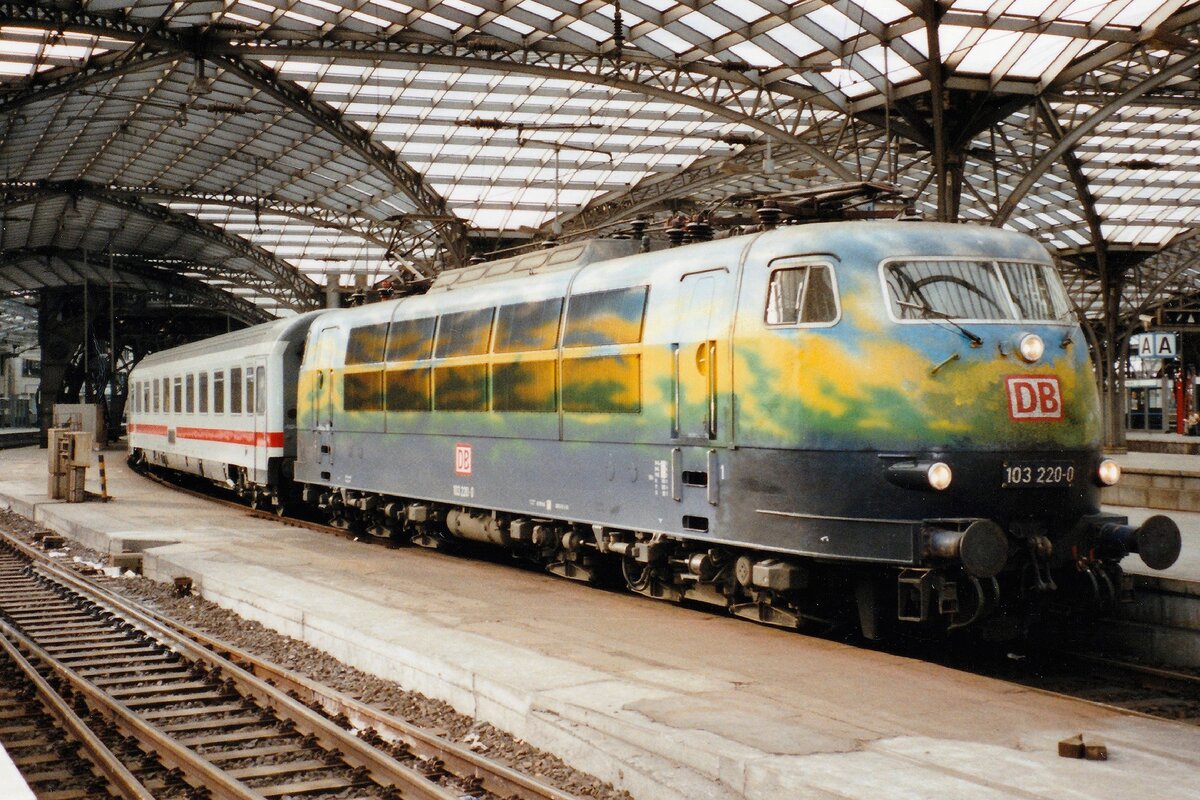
[1095,515,1182,570]
[925,520,1009,578]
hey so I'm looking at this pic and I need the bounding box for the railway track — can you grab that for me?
[1026,649,1200,723]
[0,529,580,800]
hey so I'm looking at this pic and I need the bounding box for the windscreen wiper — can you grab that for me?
[897,300,984,347]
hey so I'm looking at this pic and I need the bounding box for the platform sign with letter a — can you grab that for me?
[1132,332,1178,360]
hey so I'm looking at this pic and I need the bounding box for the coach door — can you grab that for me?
[250,361,267,482]
[673,268,731,443]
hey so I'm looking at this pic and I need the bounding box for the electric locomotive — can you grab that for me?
[128,222,1182,638]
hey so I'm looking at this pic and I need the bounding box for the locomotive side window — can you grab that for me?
[173,376,182,413]
[563,287,647,347]
[199,372,209,413]
[434,364,488,410]
[230,367,243,414]
[765,265,838,325]
[385,368,431,411]
[213,371,225,414]
[495,299,563,352]
[346,323,389,365]
[386,317,435,362]
[435,308,494,357]
[186,374,195,413]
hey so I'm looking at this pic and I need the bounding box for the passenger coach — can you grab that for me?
[128,313,319,512]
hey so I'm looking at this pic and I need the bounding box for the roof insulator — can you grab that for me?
[612,0,624,61]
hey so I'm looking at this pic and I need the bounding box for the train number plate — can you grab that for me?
[1002,461,1075,488]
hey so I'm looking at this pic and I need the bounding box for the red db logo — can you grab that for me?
[454,443,473,476]
[1006,376,1062,421]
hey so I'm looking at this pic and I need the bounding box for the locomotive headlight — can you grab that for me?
[1097,458,1122,486]
[1018,333,1045,363]
[927,462,953,491]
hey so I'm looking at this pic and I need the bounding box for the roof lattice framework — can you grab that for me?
[0,0,1199,332]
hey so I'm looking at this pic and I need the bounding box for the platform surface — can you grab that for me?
[0,745,33,800]
[0,444,1198,800]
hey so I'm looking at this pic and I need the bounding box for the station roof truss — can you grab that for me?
[0,1,1197,329]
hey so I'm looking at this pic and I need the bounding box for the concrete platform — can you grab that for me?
[1127,431,1200,456]
[1,445,1199,800]
[0,427,38,449]
[1104,447,1200,514]
[0,745,33,800]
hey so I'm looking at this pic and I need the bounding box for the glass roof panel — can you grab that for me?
[680,11,730,39]
[713,0,768,23]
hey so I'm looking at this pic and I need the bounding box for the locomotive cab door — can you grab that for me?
[673,268,731,443]
[311,326,339,475]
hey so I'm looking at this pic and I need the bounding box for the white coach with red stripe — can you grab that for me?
[127,313,321,492]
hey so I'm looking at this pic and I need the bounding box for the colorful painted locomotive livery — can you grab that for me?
[127,222,1181,638]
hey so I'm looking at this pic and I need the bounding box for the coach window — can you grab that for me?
[213,370,225,414]
[563,287,647,347]
[199,372,209,413]
[386,317,435,362]
[173,376,183,413]
[255,367,266,414]
[765,263,839,326]
[491,299,562,413]
[435,308,494,357]
[152,379,160,413]
[561,287,647,414]
[495,299,562,352]
[246,369,256,415]
[230,367,243,414]
[186,374,196,413]
[384,317,434,412]
[346,323,389,365]
[344,371,383,412]
[432,308,493,412]
[433,364,487,411]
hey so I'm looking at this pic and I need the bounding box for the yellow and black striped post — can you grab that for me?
[97,454,110,502]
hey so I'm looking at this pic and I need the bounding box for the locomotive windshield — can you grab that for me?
[884,259,1071,323]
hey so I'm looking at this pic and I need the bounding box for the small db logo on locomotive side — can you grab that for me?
[454,443,473,476]
[1005,376,1063,421]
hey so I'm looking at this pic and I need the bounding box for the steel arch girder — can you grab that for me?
[992,49,1200,227]
[0,179,322,310]
[0,246,274,325]
[0,2,469,267]
[226,40,856,182]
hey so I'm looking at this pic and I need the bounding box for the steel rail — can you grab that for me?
[0,531,516,800]
[1054,649,1200,693]
[0,616,268,800]
[3,525,580,800]
[121,607,580,800]
[0,626,158,800]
